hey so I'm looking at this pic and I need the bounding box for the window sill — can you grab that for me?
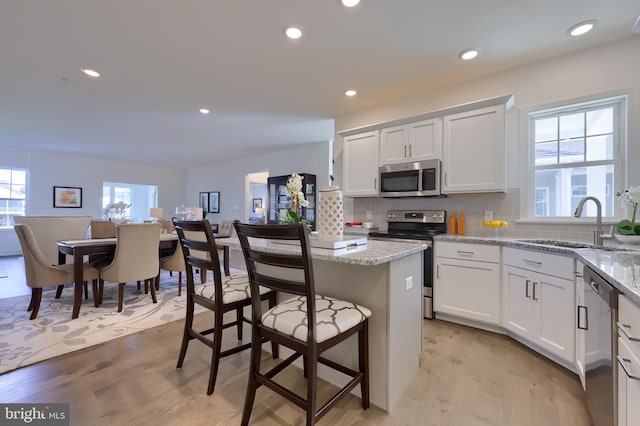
[515,218,620,226]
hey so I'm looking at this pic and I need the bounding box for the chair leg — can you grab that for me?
[206,309,224,395]
[306,352,318,425]
[118,283,125,312]
[268,293,279,359]
[236,306,243,340]
[29,288,43,320]
[200,268,206,284]
[177,272,182,296]
[92,279,99,307]
[149,278,157,304]
[176,295,194,369]
[98,279,105,305]
[241,331,262,426]
[83,281,89,300]
[55,285,64,299]
[359,320,370,409]
[137,280,141,291]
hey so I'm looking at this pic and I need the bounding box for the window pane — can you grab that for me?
[586,134,613,161]
[534,117,557,142]
[559,113,584,139]
[535,141,558,165]
[558,137,585,164]
[586,107,613,136]
[534,165,613,217]
[0,168,27,227]
[11,170,26,185]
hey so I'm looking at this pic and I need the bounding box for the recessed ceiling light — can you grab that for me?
[568,20,597,36]
[345,89,357,97]
[81,68,100,78]
[285,26,303,40]
[458,48,479,61]
[199,108,210,114]
[341,0,360,7]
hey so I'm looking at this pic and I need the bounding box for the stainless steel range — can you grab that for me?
[369,210,447,319]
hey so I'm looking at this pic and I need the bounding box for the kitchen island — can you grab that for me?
[215,237,428,412]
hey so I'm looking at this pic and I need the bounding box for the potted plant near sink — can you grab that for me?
[615,186,640,243]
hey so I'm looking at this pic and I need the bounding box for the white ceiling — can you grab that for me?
[1,0,638,168]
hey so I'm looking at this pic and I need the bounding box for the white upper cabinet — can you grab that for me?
[379,118,442,165]
[343,131,380,197]
[442,103,508,194]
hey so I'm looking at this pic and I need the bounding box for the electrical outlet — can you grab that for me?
[366,211,372,219]
[405,276,413,291]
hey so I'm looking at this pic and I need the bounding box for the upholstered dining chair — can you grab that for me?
[14,215,92,299]
[172,219,278,395]
[159,242,186,296]
[94,223,161,312]
[234,222,371,425]
[14,224,100,320]
[90,220,116,238]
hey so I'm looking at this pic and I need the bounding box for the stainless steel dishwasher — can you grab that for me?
[583,265,619,426]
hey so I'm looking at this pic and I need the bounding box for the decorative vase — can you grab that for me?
[318,186,343,239]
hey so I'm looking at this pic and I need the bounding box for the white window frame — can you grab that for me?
[521,95,626,222]
[0,167,28,229]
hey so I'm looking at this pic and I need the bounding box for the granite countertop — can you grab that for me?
[434,234,640,305]
[216,237,427,267]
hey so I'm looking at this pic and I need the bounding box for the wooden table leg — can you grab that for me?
[72,252,84,319]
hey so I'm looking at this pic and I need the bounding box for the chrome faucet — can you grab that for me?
[574,196,611,246]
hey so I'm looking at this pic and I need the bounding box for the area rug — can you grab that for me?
[0,268,244,375]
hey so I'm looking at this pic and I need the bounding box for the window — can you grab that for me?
[528,96,624,219]
[0,168,27,228]
[102,182,158,221]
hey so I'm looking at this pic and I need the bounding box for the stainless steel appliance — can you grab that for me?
[369,209,447,319]
[379,159,441,197]
[582,265,619,426]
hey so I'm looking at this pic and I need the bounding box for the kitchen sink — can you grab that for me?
[517,239,632,251]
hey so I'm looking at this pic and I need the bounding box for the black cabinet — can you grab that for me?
[267,173,316,230]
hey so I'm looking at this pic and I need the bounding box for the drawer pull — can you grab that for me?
[457,250,475,256]
[618,322,640,342]
[523,259,542,266]
[577,305,588,330]
[525,279,531,298]
[617,356,640,381]
[532,281,538,301]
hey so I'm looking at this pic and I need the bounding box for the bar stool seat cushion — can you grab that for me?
[194,274,271,304]
[262,295,372,343]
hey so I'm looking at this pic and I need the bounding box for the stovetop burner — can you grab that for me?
[369,209,447,241]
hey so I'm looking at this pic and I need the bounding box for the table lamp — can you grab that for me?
[150,207,164,223]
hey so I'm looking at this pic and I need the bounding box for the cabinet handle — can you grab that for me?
[577,305,588,330]
[444,172,447,185]
[404,145,407,157]
[523,259,542,266]
[436,264,440,279]
[525,279,531,298]
[456,250,474,256]
[532,281,538,300]
[617,356,640,381]
[575,271,583,278]
[618,322,640,342]
[374,178,377,190]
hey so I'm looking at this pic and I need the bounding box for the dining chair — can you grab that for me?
[159,242,186,296]
[95,223,161,312]
[234,222,371,425]
[172,219,278,395]
[14,215,92,299]
[14,224,100,320]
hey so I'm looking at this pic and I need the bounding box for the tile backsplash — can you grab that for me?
[344,188,611,243]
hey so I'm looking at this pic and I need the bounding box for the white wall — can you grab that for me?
[185,141,332,223]
[1,147,186,255]
[334,36,640,241]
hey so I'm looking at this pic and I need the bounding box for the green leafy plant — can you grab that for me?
[616,186,640,235]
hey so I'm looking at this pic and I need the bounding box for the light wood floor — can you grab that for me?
[0,253,592,425]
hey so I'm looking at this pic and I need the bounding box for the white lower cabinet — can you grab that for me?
[502,247,575,364]
[575,259,586,390]
[434,241,501,325]
[617,295,640,426]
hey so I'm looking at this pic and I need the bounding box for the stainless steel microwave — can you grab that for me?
[379,159,441,197]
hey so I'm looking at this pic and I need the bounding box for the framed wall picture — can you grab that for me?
[252,198,262,212]
[53,186,82,208]
[208,191,220,213]
[199,192,209,213]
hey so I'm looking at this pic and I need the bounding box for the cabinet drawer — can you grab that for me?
[435,241,500,263]
[503,247,573,280]
[619,295,640,357]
